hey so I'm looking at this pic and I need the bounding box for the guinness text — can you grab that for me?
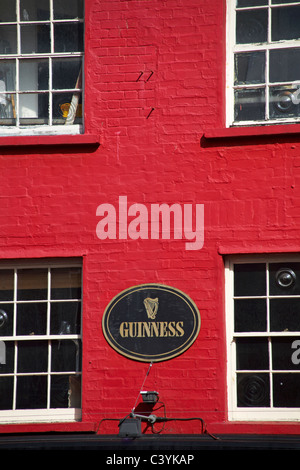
[119,321,184,338]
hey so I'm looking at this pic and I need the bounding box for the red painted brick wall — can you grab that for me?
[2,0,300,436]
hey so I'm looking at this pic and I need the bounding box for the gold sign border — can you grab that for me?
[102,283,201,362]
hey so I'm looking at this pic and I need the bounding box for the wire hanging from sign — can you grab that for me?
[131,361,153,413]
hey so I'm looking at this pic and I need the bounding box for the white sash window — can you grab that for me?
[0,259,82,423]
[226,255,300,421]
[0,0,84,136]
[227,1,300,126]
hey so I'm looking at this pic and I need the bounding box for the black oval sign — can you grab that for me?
[102,283,201,362]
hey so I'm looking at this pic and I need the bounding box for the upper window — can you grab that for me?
[0,0,84,136]
[226,255,300,421]
[227,1,300,126]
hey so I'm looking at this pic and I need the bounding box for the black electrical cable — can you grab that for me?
[95,418,120,434]
[149,401,167,434]
[96,409,219,440]
[151,416,219,440]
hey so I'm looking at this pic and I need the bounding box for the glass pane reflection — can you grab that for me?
[235,51,265,85]
[234,88,265,121]
[236,9,268,44]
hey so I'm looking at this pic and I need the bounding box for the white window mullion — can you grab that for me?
[226,1,236,127]
[47,340,51,409]
[15,58,20,128]
[13,269,17,411]
[265,2,272,120]
[225,258,235,417]
[49,0,54,126]
[13,341,17,411]
[266,262,270,332]
[50,0,54,53]
[46,268,51,410]
[49,58,53,126]
[265,48,270,120]
[16,0,21,128]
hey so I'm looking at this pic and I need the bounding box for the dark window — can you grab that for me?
[0,261,82,421]
[232,1,300,124]
[0,0,84,131]
[231,259,300,411]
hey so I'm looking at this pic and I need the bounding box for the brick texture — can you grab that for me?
[2,0,300,436]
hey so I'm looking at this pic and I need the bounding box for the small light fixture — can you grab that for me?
[140,391,159,404]
[0,310,7,328]
[276,268,296,288]
[275,90,294,113]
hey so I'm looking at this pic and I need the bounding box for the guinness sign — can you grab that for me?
[102,284,201,362]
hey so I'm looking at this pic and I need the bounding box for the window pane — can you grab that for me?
[236,10,268,44]
[0,377,13,409]
[0,94,16,124]
[0,25,17,54]
[272,337,300,370]
[270,87,300,119]
[20,0,50,21]
[50,374,81,408]
[52,58,82,90]
[273,373,300,407]
[17,340,48,372]
[0,61,16,92]
[234,88,265,121]
[51,339,81,372]
[16,302,47,335]
[272,5,300,41]
[0,304,13,336]
[19,59,49,91]
[19,92,49,125]
[21,24,50,54]
[50,301,81,335]
[237,373,270,407]
[237,0,268,6]
[17,268,48,300]
[234,52,265,85]
[0,0,17,22]
[54,23,83,53]
[16,375,47,409]
[270,48,300,83]
[272,0,300,3]
[0,270,14,301]
[53,0,83,19]
[0,341,14,374]
[52,92,82,125]
[234,263,266,296]
[270,298,300,331]
[51,267,82,299]
[236,337,269,370]
[269,263,300,295]
[234,298,267,332]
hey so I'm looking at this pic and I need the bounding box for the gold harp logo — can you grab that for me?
[143,297,159,320]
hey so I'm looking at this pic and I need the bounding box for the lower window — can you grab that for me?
[226,255,300,421]
[0,259,82,423]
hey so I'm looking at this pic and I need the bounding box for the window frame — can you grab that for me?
[0,258,82,424]
[0,0,84,137]
[225,254,300,422]
[226,0,300,128]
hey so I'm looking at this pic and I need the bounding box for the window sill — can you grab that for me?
[203,123,300,141]
[0,133,100,149]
